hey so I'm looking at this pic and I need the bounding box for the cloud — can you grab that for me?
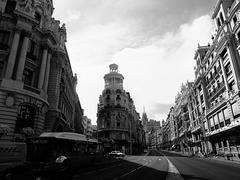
[52,0,216,124]
[64,11,82,23]
[53,0,216,41]
[150,103,174,115]
[113,15,214,121]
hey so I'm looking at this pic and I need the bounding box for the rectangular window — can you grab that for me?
[209,117,214,131]
[225,62,232,77]
[214,114,219,129]
[218,111,224,122]
[0,57,4,78]
[223,108,230,120]
[5,0,16,14]
[27,40,37,60]
[232,102,240,118]
[210,117,214,127]
[213,115,219,125]
[229,80,237,92]
[23,68,33,86]
[0,30,10,50]
[204,122,208,132]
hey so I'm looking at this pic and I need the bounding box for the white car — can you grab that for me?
[109,151,125,157]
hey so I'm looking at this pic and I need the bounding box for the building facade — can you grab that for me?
[97,64,145,154]
[0,0,83,142]
[161,0,240,160]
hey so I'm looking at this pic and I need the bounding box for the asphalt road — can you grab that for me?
[73,150,240,180]
[161,150,240,180]
[73,150,168,180]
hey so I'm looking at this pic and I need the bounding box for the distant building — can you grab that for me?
[141,110,161,148]
[92,125,97,139]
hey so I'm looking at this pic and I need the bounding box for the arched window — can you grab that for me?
[106,89,111,94]
[116,89,121,94]
[35,12,42,23]
[116,95,121,101]
[15,104,36,133]
[106,95,110,100]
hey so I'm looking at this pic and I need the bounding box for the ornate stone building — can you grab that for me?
[160,0,240,160]
[0,0,83,142]
[97,64,145,154]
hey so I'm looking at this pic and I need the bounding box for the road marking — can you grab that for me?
[166,158,184,180]
[119,162,148,178]
[78,163,123,176]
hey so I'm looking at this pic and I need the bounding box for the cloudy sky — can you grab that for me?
[53,0,217,125]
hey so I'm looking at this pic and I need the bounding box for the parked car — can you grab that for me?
[108,151,125,158]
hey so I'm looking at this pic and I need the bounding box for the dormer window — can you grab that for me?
[220,13,224,24]
[116,95,121,101]
[217,18,221,27]
[233,15,237,24]
[211,53,214,60]
[35,12,41,23]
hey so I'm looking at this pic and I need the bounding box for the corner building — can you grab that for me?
[0,0,83,142]
[97,64,145,154]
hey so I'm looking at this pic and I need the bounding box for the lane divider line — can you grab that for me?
[166,158,184,180]
[119,162,148,178]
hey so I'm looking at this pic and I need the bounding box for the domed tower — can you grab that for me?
[104,64,124,90]
[97,64,131,154]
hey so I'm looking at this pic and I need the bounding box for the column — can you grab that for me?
[202,80,209,110]
[227,43,240,87]
[227,44,239,88]
[43,53,51,92]
[5,29,21,79]
[16,33,30,81]
[38,48,48,89]
[221,141,224,151]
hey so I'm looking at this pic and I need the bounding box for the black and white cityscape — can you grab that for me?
[1,0,240,179]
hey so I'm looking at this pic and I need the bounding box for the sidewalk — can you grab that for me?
[161,150,240,165]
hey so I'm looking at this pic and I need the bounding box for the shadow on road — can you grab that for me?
[9,151,218,180]
[72,150,213,180]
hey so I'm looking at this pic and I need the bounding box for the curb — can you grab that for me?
[165,150,240,165]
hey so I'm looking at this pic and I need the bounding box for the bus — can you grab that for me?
[1,132,103,179]
[0,142,27,179]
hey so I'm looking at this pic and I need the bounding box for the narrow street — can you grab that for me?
[73,150,240,180]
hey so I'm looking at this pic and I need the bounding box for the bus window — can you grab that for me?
[26,139,52,162]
